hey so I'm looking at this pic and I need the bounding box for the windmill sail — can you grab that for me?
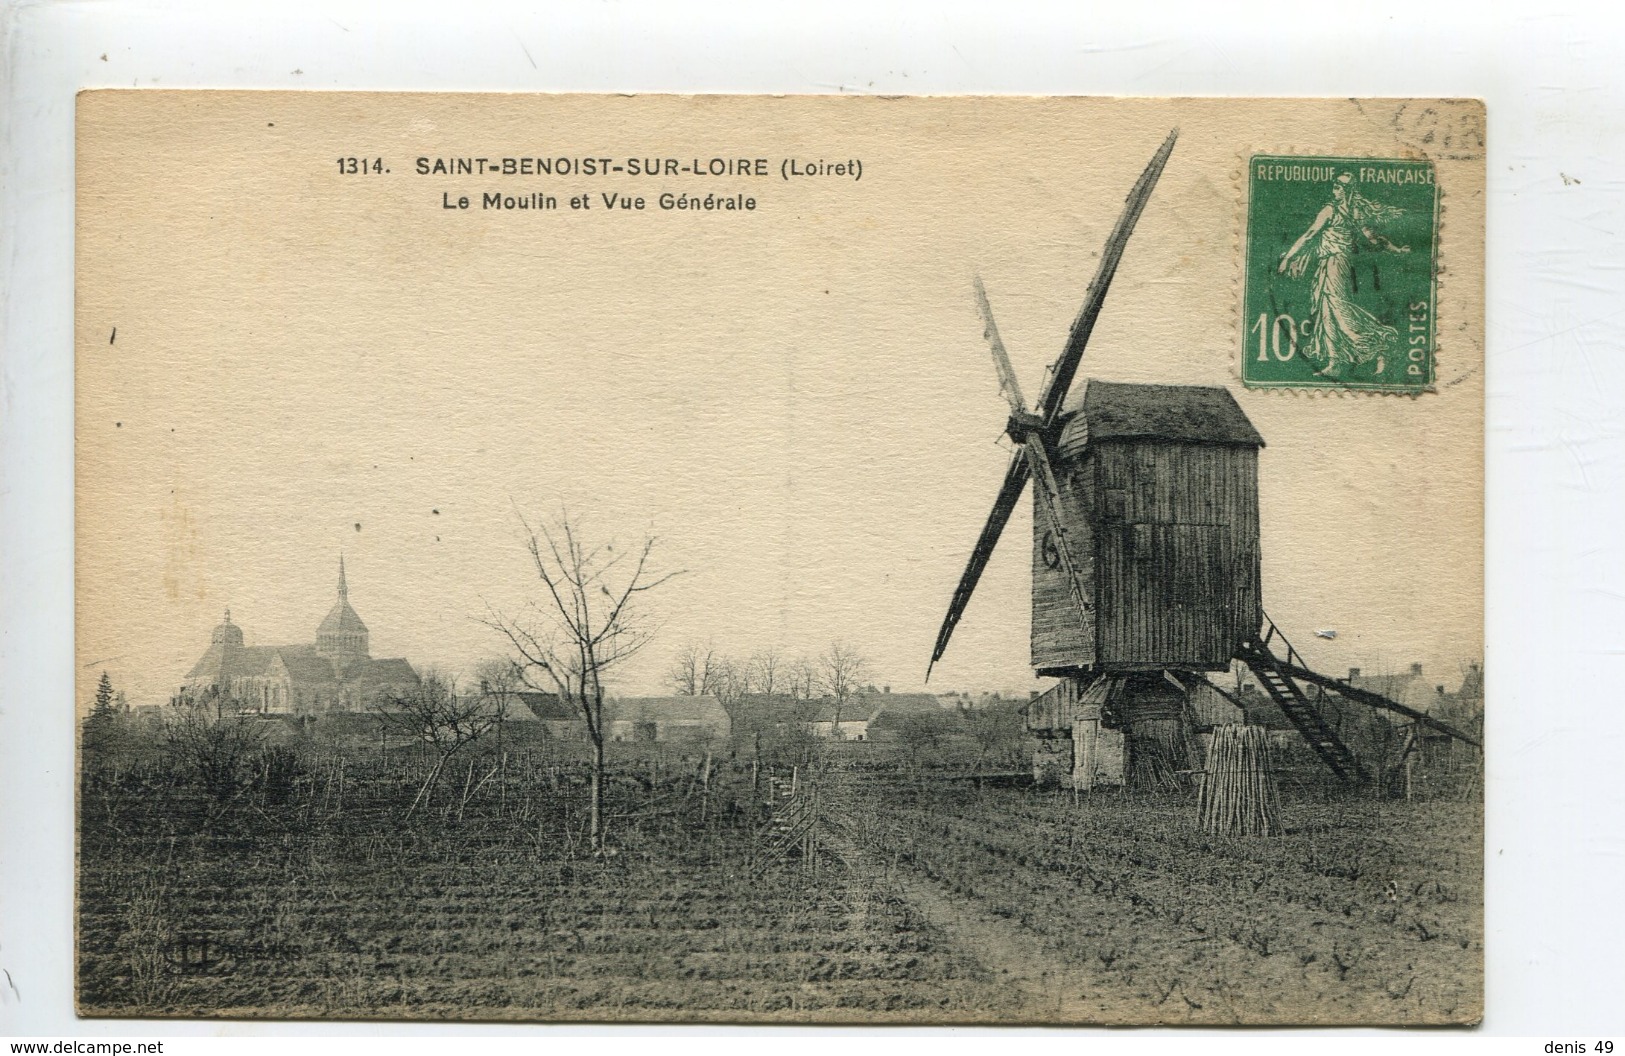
[1038,128,1179,424]
[975,278,1094,651]
[926,129,1179,679]
[927,450,1030,679]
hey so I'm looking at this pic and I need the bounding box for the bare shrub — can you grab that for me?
[163,695,267,803]
[374,671,504,818]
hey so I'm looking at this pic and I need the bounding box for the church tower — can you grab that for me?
[315,555,370,667]
[211,608,244,647]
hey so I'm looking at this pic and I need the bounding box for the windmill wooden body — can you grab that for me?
[929,131,1479,790]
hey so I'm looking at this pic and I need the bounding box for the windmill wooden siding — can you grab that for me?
[1093,441,1259,669]
[1030,381,1263,676]
[1031,446,1095,670]
[1025,677,1087,732]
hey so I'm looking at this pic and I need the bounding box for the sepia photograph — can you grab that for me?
[70,92,1485,1025]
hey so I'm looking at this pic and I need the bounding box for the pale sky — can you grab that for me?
[75,94,1485,709]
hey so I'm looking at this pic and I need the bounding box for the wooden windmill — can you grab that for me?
[928,130,1479,790]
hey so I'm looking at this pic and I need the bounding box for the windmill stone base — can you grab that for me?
[1029,672,1196,792]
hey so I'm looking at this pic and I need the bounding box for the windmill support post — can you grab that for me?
[1058,671,1194,793]
[1067,689,1126,792]
[1070,718,1098,792]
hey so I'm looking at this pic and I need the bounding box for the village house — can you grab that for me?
[789,686,954,742]
[800,699,881,741]
[859,688,954,743]
[499,690,582,742]
[605,696,731,744]
[729,693,815,740]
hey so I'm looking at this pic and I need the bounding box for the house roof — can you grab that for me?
[869,706,965,731]
[515,691,574,721]
[804,700,880,725]
[855,690,945,714]
[606,695,730,726]
[849,690,948,727]
[730,693,818,728]
[1062,380,1265,448]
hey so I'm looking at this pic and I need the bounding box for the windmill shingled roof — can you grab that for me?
[1063,380,1265,448]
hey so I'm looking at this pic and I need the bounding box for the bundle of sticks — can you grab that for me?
[1197,723,1283,838]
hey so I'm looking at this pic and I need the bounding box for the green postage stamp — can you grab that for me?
[1242,155,1440,392]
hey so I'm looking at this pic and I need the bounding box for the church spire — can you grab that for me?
[318,553,368,662]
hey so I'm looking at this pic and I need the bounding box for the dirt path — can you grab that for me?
[820,774,1119,1023]
[885,862,1096,1020]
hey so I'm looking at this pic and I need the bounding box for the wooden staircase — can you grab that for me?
[1238,618,1367,784]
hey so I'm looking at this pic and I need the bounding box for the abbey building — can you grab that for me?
[182,558,421,714]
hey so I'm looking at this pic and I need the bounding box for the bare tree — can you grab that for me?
[486,512,680,850]
[819,641,869,741]
[375,670,505,818]
[667,641,715,697]
[711,655,751,711]
[669,642,761,752]
[473,656,523,800]
[785,655,820,701]
[473,657,522,735]
[894,711,947,773]
[474,656,522,700]
[746,648,782,698]
[711,655,762,760]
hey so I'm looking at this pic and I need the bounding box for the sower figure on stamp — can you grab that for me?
[1278,172,1411,379]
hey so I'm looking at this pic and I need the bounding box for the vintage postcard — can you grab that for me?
[75,93,1484,1025]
